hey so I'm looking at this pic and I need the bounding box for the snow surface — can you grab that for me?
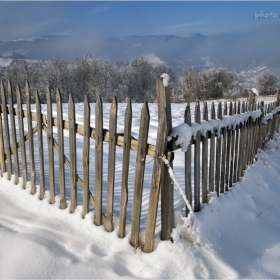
[0,103,280,278]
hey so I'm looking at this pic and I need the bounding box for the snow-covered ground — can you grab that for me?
[0,103,280,278]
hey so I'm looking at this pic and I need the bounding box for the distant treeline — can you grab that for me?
[0,55,278,103]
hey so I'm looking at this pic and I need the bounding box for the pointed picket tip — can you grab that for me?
[194,100,201,124]
[210,102,215,119]
[223,101,227,115]
[217,102,222,120]
[96,94,103,106]
[125,97,132,113]
[241,101,245,113]
[1,80,5,97]
[7,79,12,94]
[141,101,150,120]
[184,102,191,125]
[56,89,62,103]
[203,101,208,121]
[110,96,117,111]
[46,85,51,100]
[25,80,30,92]
[126,97,131,104]
[68,92,74,105]
[84,93,89,105]
[84,94,90,115]
[16,83,21,96]
[25,80,31,102]
[35,91,40,106]
[16,84,22,106]
[229,101,233,116]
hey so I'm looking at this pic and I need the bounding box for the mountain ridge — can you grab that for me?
[0,26,279,77]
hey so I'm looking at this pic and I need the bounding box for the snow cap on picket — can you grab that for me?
[160,73,170,87]
[251,88,259,96]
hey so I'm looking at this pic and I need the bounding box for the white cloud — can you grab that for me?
[153,20,208,35]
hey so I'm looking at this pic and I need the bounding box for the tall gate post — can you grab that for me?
[156,77,174,241]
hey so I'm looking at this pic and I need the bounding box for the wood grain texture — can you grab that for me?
[94,94,103,226]
[8,80,19,184]
[118,99,132,238]
[26,81,36,194]
[56,89,67,209]
[46,86,55,204]
[35,91,45,200]
[105,97,117,232]
[130,102,150,248]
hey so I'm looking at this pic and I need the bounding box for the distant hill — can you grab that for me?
[1,22,280,77]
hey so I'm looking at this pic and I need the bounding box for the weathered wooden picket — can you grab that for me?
[0,78,279,253]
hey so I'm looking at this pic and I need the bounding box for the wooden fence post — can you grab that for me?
[105,97,118,232]
[229,102,236,188]
[46,86,55,204]
[130,102,150,248]
[248,90,255,105]
[233,101,240,183]
[69,93,77,213]
[26,81,36,193]
[202,102,208,203]
[215,102,222,196]
[94,94,103,226]
[56,89,67,209]
[118,98,132,238]
[194,100,201,211]
[209,102,216,193]
[249,103,257,164]
[83,95,90,218]
[35,91,45,200]
[158,78,174,239]
[237,102,245,179]
[0,85,6,177]
[220,102,227,194]
[144,77,174,252]
[16,84,27,188]
[1,81,12,180]
[8,80,20,184]
[185,103,192,213]
[276,88,280,132]
[225,102,232,191]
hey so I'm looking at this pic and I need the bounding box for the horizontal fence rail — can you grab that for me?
[0,79,279,253]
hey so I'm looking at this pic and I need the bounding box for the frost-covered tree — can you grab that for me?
[130,57,154,102]
[42,57,71,102]
[201,68,237,99]
[3,61,43,103]
[256,70,278,96]
[180,67,203,101]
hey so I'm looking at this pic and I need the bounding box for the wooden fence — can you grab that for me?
[0,78,279,253]
[168,89,280,216]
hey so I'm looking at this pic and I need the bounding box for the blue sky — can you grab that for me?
[0,1,280,41]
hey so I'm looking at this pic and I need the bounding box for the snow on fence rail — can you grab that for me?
[0,79,279,253]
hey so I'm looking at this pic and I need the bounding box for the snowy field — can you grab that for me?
[0,102,280,278]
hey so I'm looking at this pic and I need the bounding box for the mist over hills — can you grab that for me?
[1,22,280,77]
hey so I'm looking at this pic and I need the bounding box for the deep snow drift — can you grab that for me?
[0,103,280,278]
